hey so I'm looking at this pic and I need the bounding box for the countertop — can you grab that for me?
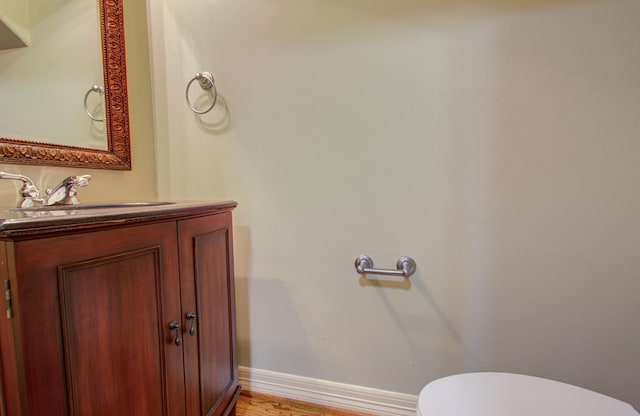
[0,200,237,235]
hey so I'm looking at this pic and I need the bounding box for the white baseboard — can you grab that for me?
[238,366,418,416]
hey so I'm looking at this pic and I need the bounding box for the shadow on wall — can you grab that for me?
[233,225,253,367]
[365,263,486,380]
[446,0,640,407]
[235,276,322,375]
[192,93,232,135]
[358,275,411,290]
[234,225,320,375]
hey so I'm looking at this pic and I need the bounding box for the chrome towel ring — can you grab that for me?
[83,85,104,122]
[185,72,217,114]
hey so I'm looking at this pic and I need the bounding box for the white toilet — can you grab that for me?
[417,372,639,416]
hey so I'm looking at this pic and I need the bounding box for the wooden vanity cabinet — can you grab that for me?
[0,206,239,416]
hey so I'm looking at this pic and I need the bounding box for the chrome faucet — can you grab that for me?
[0,172,92,208]
[44,175,92,206]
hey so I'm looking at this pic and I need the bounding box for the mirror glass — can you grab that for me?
[0,0,131,170]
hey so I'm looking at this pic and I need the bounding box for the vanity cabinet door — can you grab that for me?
[178,212,239,416]
[7,222,186,416]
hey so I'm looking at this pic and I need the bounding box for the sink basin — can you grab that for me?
[11,202,175,212]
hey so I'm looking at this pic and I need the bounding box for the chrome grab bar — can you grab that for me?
[355,255,416,278]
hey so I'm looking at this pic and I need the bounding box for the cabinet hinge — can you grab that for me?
[5,279,13,319]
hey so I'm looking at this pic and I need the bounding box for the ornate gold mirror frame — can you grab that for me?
[0,0,131,170]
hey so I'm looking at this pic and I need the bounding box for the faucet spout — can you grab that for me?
[44,175,92,206]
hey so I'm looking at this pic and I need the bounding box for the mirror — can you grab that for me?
[0,0,131,170]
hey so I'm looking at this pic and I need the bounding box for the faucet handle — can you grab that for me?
[66,175,92,201]
[70,175,92,189]
[0,172,43,208]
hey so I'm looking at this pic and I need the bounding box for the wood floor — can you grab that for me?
[236,391,375,416]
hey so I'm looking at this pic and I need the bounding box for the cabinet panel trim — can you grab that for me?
[58,246,170,416]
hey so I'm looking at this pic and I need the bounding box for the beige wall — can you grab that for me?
[148,0,640,408]
[0,0,157,207]
[0,0,29,43]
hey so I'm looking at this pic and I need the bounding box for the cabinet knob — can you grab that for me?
[169,320,182,346]
[186,311,197,336]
